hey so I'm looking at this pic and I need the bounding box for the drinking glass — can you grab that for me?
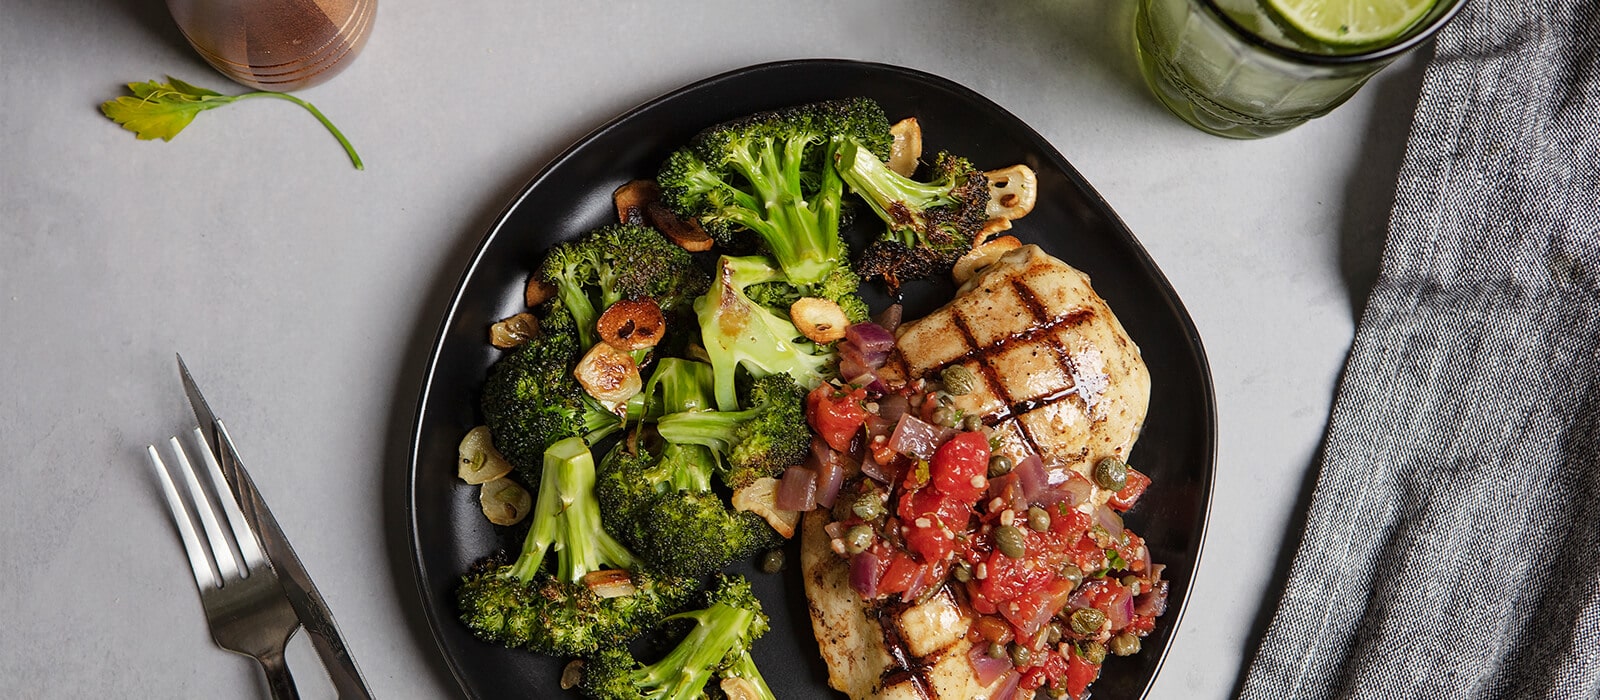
[1134,0,1463,138]
[167,0,378,92]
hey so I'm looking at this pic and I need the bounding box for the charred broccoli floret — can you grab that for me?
[838,141,990,287]
[480,306,627,474]
[580,575,775,700]
[656,372,809,489]
[596,359,786,579]
[456,437,693,657]
[538,223,709,347]
[656,98,890,299]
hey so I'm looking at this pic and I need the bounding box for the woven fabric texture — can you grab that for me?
[1238,1,1600,698]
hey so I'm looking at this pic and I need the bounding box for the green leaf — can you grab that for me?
[100,76,364,169]
[102,77,236,141]
[1105,548,1127,570]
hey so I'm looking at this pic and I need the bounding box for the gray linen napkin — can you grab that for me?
[1237,1,1600,698]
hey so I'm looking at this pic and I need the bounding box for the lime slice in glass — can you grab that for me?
[1263,0,1438,47]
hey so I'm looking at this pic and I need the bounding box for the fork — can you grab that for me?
[148,429,303,700]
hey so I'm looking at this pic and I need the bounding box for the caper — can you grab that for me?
[934,390,955,406]
[941,365,978,396]
[953,563,973,582]
[1008,643,1032,669]
[995,525,1027,559]
[1069,607,1106,636]
[1109,632,1142,657]
[844,525,875,554]
[1046,621,1064,645]
[987,454,1015,478]
[986,642,1007,659]
[962,414,984,432]
[851,492,884,520]
[1044,685,1068,699]
[1027,506,1052,532]
[932,405,960,428]
[1081,641,1107,664]
[1121,575,1142,596]
[759,549,786,574]
[1059,564,1084,589]
[1093,456,1129,491]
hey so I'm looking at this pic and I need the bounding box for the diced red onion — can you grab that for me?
[986,473,1027,513]
[850,551,883,598]
[814,454,848,508]
[991,671,1021,700]
[847,322,896,358]
[888,413,941,461]
[1014,454,1048,502]
[876,394,910,424]
[967,644,1013,686]
[1069,579,1106,610]
[860,455,893,484]
[1149,563,1167,583]
[1132,541,1152,574]
[1107,590,1134,630]
[1093,504,1125,540]
[840,359,872,385]
[775,467,818,511]
[825,520,849,541]
[872,304,903,333]
[1134,579,1170,618]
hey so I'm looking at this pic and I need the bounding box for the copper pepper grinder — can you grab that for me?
[166,0,377,92]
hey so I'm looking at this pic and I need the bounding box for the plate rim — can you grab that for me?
[405,57,1218,700]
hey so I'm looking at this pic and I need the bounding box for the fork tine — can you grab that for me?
[147,444,218,589]
[189,427,268,570]
[169,436,246,581]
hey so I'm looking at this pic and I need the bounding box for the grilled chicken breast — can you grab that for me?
[804,245,1151,699]
[881,244,1150,497]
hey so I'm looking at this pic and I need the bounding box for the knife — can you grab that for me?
[178,355,375,700]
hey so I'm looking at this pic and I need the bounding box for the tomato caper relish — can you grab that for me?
[805,372,1168,700]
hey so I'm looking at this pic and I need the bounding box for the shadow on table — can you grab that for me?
[1229,48,1434,696]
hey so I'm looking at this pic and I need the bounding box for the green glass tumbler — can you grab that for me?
[1134,0,1463,138]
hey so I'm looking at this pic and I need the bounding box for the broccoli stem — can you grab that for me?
[553,278,600,348]
[633,603,759,700]
[508,437,635,583]
[721,651,778,700]
[836,141,955,247]
[655,409,751,456]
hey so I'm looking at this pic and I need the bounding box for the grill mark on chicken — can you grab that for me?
[930,306,1098,431]
[946,311,1045,457]
[875,602,935,700]
[1011,278,1106,416]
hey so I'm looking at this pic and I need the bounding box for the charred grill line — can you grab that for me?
[1011,278,1104,416]
[946,310,1046,457]
[875,603,935,700]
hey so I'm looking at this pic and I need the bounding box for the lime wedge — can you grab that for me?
[1263,0,1438,47]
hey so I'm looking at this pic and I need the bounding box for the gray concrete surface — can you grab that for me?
[0,1,1430,697]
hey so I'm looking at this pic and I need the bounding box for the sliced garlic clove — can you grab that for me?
[984,165,1038,220]
[458,426,513,484]
[478,476,531,525]
[888,118,923,178]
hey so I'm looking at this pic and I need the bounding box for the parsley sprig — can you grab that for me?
[100,77,363,170]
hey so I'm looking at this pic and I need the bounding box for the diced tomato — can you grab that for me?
[877,552,922,597]
[1126,614,1157,635]
[1072,532,1107,573]
[1037,652,1069,690]
[980,540,1056,603]
[1108,468,1151,511]
[966,580,999,614]
[1051,506,1092,538]
[1114,531,1147,573]
[1064,650,1100,700]
[931,431,989,502]
[1001,577,1076,639]
[807,384,869,452]
[897,489,970,563]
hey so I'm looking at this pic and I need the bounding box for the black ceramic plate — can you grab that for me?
[408,59,1215,699]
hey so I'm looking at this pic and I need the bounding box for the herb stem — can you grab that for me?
[239,91,364,170]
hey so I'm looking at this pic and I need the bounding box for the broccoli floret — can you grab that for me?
[456,437,693,657]
[580,575,773,700]
[656,373,810,488]
[657,98,891,291]
[743,265,869,324]
[596,359,784,579]
[837,141,990,288]
[695,255,832,411]
[539,223,710,347]
[481,306,627,474]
